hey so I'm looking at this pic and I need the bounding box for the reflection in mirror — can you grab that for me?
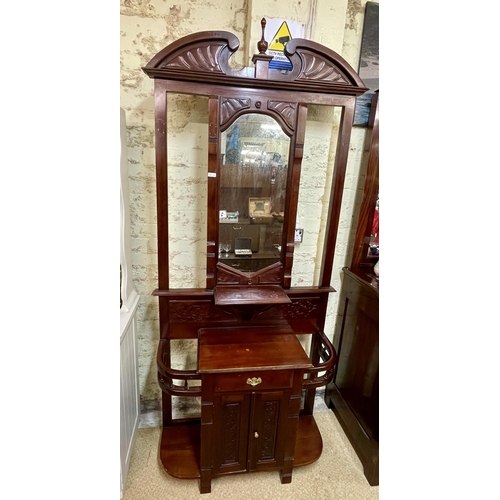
[219,114,289,273]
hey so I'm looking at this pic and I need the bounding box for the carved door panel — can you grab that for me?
[212,390,289,476]
[248,390,289,471]
[213,393,251,476]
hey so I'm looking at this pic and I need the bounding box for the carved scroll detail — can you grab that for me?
[162,44,225,73]
[169,301,230,321]
[261,400,278,459]
[267,101,296,130]
[282,299,319,319]
[220,98,251,126]
[223,403,240,464]
[297,52,350,84]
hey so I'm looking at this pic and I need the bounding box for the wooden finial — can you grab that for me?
[257,18,268,54]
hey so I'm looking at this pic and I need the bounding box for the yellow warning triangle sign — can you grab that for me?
[269,21,293,51]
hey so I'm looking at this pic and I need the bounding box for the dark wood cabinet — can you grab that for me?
[198,328,310,492]
[325,268,379,485]
[325,92,379,486]
[143,18,368,493]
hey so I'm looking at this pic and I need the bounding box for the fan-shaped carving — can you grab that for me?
[297,52,349,83]
[220,98,251,126]
[162,44,225,73]
[267,101,296,130]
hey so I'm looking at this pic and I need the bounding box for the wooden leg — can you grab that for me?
[280,469,293,484]
[200,470,212,494]
[280,457,294,484]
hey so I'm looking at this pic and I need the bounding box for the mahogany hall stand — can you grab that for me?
[142,19,368,493]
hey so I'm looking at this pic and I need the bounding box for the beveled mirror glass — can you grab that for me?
[219,113,289,273]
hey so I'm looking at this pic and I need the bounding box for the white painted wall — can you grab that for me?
[120,0,378,400]
[120,108,141,496]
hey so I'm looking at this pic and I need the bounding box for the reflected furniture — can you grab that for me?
[325,91,379,486]
[143,19,368,493]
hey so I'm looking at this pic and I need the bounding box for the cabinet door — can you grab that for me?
[248,390,290,471]
[213,393,251,476]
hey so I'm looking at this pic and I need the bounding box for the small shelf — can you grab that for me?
[214,285,291,306]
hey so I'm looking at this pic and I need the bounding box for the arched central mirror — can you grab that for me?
[218,113,290,274]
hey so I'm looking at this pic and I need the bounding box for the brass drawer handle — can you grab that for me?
[246,377,262,387]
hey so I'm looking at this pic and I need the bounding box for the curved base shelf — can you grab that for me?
[294,414,324,467]
[159,414,323,480]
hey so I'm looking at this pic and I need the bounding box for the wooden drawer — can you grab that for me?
[213,370,293,393]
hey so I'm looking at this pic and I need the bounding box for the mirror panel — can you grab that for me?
[218,114,289,273]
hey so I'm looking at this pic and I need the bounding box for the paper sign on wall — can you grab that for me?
[264,18,305,71]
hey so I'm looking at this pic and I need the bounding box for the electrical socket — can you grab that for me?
[294,229,304,243]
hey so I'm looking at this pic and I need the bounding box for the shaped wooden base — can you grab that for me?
[159,414,323,486]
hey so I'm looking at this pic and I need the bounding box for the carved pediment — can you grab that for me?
[161,43,225,73]
[143,31,240,79]
[143,29,368,96]
[284,38,367,92]
[295,51,350,84]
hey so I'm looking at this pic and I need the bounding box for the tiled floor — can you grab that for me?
[139,388,329,428]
